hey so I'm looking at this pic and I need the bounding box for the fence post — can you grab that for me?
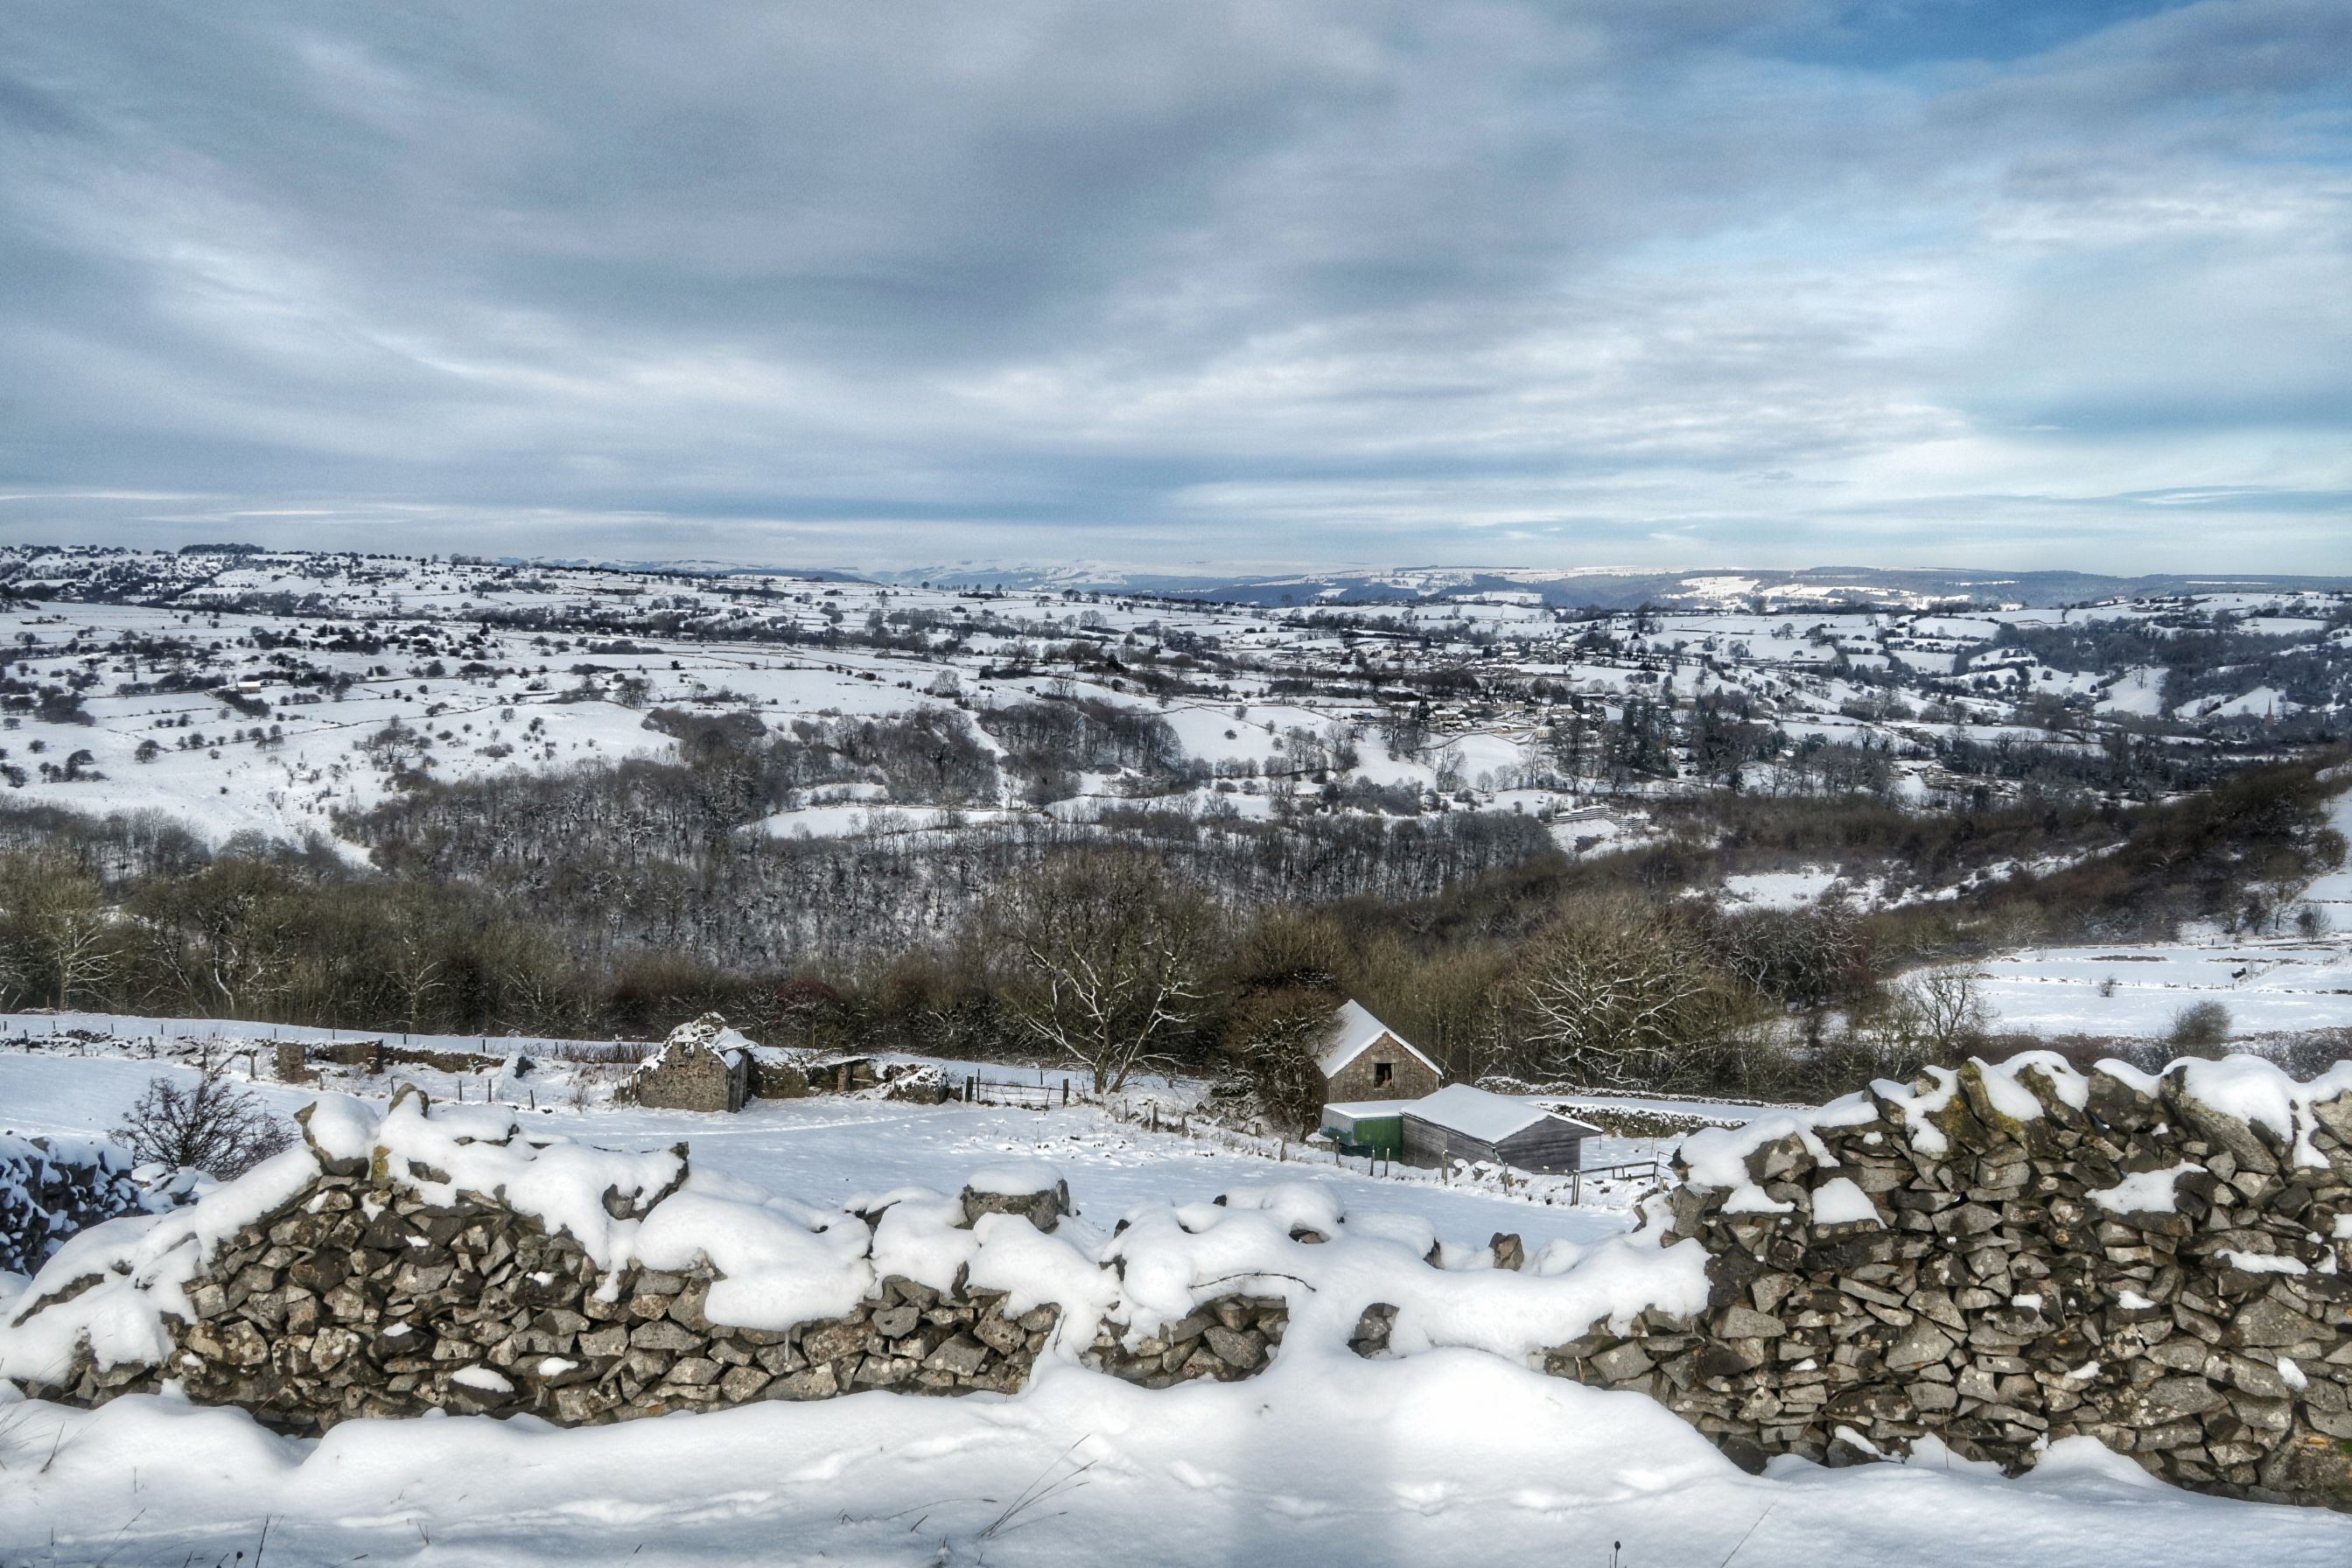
[1061,1080,1069,1106]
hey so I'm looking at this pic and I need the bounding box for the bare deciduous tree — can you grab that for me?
[1222,986,1340,1133]
[1516,900,1741,1088]
[111,1058,294,1179]
[1723,900,1872,1010]
[1892,966,1992,1060]
[2168,999,2233,1059]
[0,851,121,1010]
[992,850,1213,1094]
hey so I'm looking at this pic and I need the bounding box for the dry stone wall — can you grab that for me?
[1087,1294,1290,1384]
[0,1132,181,1278]
[10,1057,2352,1514]
[1535,1057,2352,1508]
[8,1172,1074,1432]
[8,1135,1289,1424]
[19,1175,1060,1432]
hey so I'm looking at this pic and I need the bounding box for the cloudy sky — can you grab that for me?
[1,1,2347,574]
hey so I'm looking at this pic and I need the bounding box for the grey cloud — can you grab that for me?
[0,0,2344,572]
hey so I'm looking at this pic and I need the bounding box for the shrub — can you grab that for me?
[110,1060,294,1179]
[2166,1000,2233,1059]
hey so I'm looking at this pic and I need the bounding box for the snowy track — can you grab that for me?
[6,1334,2348,1566]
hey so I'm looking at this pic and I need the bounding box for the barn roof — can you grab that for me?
[1315,1000,1444,1080]
[1401,1083,1601,1144]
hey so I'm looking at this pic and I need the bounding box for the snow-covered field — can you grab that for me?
[1,550,2349,1559]
[17,1344,2352,1568]
[0,544,2343,875]
[1964,784,2352,1044]
[1970,938,2352,1039]
[0,1049,1632,1263]
[4,1050,2350,1565]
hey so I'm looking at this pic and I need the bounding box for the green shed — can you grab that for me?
[1320,1098,1412,1158]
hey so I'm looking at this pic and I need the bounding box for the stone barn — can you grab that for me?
[633,1014,752,1113]
[1398,1083,1600,1173]
[1315,1000,1443,1112]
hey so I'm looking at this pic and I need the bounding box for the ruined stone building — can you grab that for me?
[632,1014,752,1113]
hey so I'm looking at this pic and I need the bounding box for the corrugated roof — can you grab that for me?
[1400,1083,1601,1144]
[1315,999,1444,1080]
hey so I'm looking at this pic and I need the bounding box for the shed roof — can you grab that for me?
[1315,1000,1444,1081]
[1320,1099,1414,1126]
[1400,1083,1602,1144]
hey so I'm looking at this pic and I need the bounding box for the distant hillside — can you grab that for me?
[863,563,2352,611]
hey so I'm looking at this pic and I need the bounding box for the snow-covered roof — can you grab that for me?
[636,1013,754,1074]
[1321,1099,1414,1121]
[1402,1084,1600,1144]
[1316,1000,1443,1080]
[1320,1099,1415,1132]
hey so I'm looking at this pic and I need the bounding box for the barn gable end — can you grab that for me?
[1314,1000,1444,1109]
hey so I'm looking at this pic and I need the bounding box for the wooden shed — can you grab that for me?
[1398,1084,1601,1174]
[1316,1000,1444,1110]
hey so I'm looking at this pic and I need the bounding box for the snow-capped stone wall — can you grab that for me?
[1545,1054,2352,1508]
[630,1013,753,1113]
[0,1131,186,1281]
[7,1057,2351,1513]
[0,1089,1079,1428]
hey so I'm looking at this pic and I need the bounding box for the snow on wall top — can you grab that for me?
[1,1091,1712,1392]
[1102,1182,1709,1361]
[1676,1050,2352,1191]
[0,1089,890,1384]
[1316,999,1444,1081]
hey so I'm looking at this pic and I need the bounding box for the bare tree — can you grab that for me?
[1223,986,1339,1134]
[1516,900,1742,1088]
[1724,901,1872,1010]
[992,850,1213,1094]
[1892,966,1992,1060]
[384,916,447,1033]
[2167,999,2232,1059]
[128,859,305,1018]
[111,1058,294,1179]
[0,852,121,1010]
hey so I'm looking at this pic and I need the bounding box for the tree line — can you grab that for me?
[0,746,2341,1126]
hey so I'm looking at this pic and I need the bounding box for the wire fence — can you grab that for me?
[962,1075,1078,1110]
